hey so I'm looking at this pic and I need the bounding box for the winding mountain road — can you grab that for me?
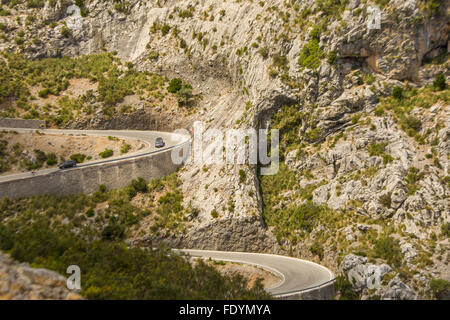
[0,127,335,298]
[0,127,188,182]
[176,249,335,297]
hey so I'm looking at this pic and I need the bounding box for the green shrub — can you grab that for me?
[167,78,182,93]
[125,185,137,199]
[430,278,450,299]
[402,116,422,132]
[315,0,349,17]
[405,167,424,195]
[272,53,288,70]
[60,25,71,38]
[368,141,388,157]
[420,0,444,16]
[46,153,57,166]
[131,177,148,193]
[309,25,322,41]
[364,73,375,85]
[179,9,194,18]
[101,224,125,241]
[305,127,322,142]
[14,37,24,45]
[114,1,130,14]
[372,236,402,267]
[433,74,446,91]
[120,143,131,154]
[161,24,170,36]
[38,88,50,98]
[85,208,95,217]
[379,192,392,208]
[335,275,359,300]
[149,178,164,192]
[239,169,246,183]
[309,242,324,259]
[392,86,403,100]
[148,51,159,60]
[258,47,269,59]
[298,38,324,70]
[327,50,337,65]
[99,149,114,158]
[176,84,193,106]
[70,153,87,163]
[382,153,394,165]
[441,223,449,238]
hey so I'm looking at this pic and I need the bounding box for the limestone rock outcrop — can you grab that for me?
[0,252,82,300]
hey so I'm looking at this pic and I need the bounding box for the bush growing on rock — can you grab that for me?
[372,236,402,268]
[309,242,324,259]
[239,169,247,183]
[392,86,403,100]
[167,78,182,93]
[441,223,450,238]
[430,278,450,299]
[258,47,269,59]
[176,84,193,106]
[125,185,137,199]
[335,275,359,300]
[379,192,392,208]
[101,224,125,241]
[60,25,71,38]
[85,208,95,217]
[38,88,50,98]
[131,177,148,193]
[433,74,446,91]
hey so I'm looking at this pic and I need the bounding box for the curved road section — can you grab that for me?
[175,249,335,298]
[0,127,335,298]
[0,127,189,182]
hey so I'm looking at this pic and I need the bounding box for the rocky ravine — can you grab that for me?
[0,0,449,299]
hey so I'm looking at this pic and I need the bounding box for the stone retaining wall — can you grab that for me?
[0,145,186,200]
[0,118,46,129]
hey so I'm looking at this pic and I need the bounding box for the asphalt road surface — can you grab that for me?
[175,249,335,297]
[0,127,188,182]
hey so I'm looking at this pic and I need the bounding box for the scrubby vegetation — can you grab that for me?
[371,236,402,268]
[298,25,324,70]
[99,148,114,158]
[335,275,359,300]
[260,162,337,244]
[0,137,61,172]
[167,77,193,107]
[429,278,450,299]
[0,173,271,299]
[0,51,182,124]
[378,83,449,143]
[270,104,303,155]
[258,83,446,300]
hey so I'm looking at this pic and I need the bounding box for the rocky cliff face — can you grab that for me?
[0,252,82,300]
[0,0,448,299]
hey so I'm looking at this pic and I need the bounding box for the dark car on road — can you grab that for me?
[58,160,77,170]
[155,137,165,148]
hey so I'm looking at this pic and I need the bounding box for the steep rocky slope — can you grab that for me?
[0,0,448,299]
